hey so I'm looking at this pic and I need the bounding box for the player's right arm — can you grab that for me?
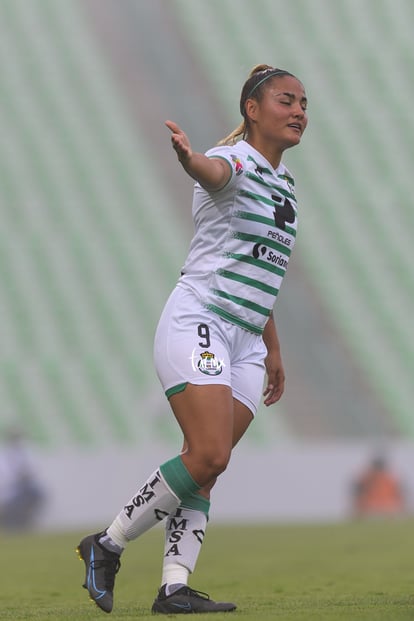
[165,120,231,191]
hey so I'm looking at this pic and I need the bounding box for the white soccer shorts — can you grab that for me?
[153,283,267,416]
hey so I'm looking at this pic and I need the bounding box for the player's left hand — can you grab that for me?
[165,120,193,164]
[263,350,285,406]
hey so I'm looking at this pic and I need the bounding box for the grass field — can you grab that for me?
[1,519,413,620]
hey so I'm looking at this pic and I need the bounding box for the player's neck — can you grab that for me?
[245,137,282,170]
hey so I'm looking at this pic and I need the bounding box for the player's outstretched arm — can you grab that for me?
[165,120,231,191]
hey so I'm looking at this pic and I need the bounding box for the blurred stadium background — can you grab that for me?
[0,0,413,528]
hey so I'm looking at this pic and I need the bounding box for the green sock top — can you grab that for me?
[180,492,210,517]
[160,455,200,500]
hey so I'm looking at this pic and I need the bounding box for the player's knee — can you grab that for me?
[202,448,231,478]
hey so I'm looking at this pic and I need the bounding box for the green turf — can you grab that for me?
[1,520,413,620]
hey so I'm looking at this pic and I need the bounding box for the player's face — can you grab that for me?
[253,75,308,149]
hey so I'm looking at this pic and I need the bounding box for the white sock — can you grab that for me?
[163,563,189,588]
[161,507,207,585]
[107,469,180,547]
[99,532,124,555]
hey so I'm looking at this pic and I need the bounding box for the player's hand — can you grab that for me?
[263,350,285,406]
[165,120,193,164]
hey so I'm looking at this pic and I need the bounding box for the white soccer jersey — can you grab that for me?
[179,140,298,334]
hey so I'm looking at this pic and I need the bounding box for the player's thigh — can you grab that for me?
[232,397,254,447]
[179,394,253,453]
[170,383,234,462]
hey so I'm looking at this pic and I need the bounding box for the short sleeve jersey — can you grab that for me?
[179,140,298,335]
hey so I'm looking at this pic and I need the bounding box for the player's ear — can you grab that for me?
[244,98,258,122]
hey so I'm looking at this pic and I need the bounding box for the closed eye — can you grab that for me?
[281,100,307,112]
[276,92,308,112]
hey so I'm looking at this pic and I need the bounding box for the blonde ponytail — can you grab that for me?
[217,120,245,146]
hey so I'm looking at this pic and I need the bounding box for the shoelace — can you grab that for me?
[91,558,121,589]
[180,586,210,600]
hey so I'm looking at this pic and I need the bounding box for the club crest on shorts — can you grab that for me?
[190,349,225,376]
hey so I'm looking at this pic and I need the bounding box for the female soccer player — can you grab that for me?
[77,63,308,614]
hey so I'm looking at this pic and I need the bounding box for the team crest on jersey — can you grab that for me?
[279,174,295,196]
[230,154,243,176]
[190,349,225,376]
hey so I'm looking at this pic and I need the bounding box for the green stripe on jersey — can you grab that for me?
[235,209,274,227]
[245,170,295,195]
[206,304,264,334]
[278,173,295,186]
[246,156,294,187]
[245,171,277,189]
[216,268,279,295]
[225,252,286,278]
[211,288,271,316]
[232,231,292,256]
[239,186,296,203]
[234,210,296,237]
[246,155,272,175]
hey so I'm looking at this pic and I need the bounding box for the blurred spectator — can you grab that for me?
[0,427,47,531]
[351,454,406,519]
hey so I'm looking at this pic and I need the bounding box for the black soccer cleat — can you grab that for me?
[151,584,237,614]
[76,532,121,613]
